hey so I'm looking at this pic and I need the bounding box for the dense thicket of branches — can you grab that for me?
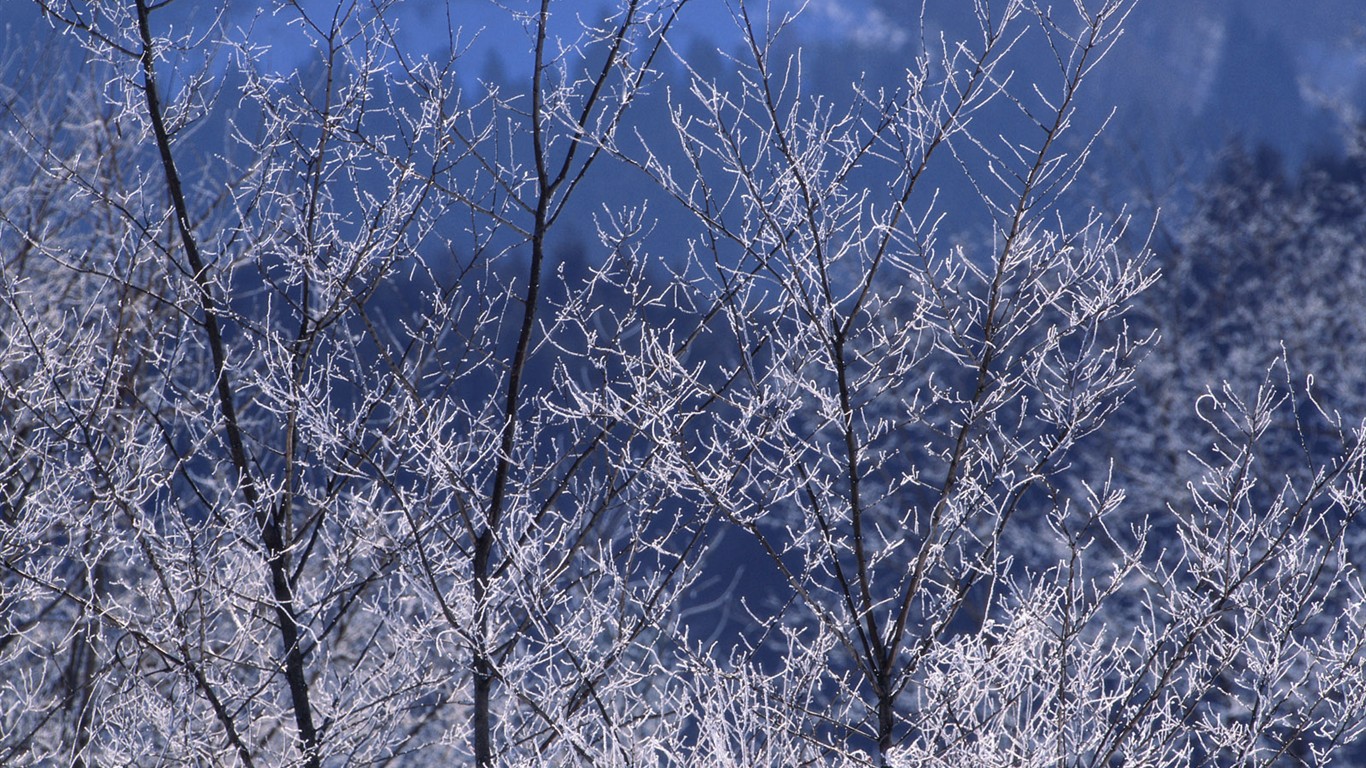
[2,1,1365,766]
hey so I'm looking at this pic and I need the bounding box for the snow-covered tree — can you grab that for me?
[2,1,1365,766]
[5,0,702,764]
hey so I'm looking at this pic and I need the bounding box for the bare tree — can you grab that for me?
[607,1,1366,765]
[5,0,702,764]
[3,0,1366,767]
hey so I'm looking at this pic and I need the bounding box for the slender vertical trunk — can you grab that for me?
[876,665,894,766]
[132,2,319,764]
[471,529,495,767]
[474,203,549,766]
[470,2,556,760]
[68,558,102,768]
